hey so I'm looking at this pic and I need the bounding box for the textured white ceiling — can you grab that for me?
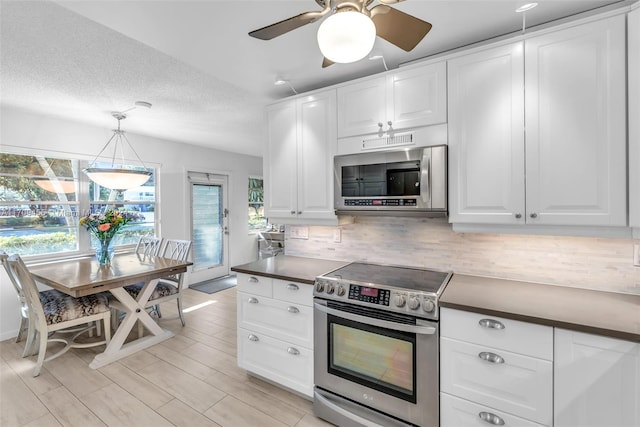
[0,0,631,156]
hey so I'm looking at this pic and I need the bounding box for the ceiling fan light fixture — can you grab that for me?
[515,2,538,13]
[317,11,376,64]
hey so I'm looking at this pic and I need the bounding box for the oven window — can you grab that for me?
[328,315,416,403]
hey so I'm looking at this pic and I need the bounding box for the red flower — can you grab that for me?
[98,223,111,232]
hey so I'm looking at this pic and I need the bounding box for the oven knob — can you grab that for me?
[336,285,346,296]
[315,281,324,293]
[423,300,436,313]
[408,296,420,310]
[394,294,406,307]
[326,283,335,294]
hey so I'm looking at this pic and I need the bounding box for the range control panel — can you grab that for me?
[348,284,390,306]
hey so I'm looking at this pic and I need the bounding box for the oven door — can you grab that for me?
[313,299,439,427]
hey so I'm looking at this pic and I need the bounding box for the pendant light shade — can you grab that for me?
[317,11,376,64]
[83,105,152,192]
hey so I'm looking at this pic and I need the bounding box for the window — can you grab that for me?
[248,177,266,232]
[0,153,156,257]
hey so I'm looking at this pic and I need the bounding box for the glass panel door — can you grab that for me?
[189,173,229,283]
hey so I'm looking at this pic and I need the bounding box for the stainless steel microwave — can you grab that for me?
[334,145,447,217]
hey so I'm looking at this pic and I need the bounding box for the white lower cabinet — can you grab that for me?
[236,273,314,397]
[554,328,640,427]
[440,308,553,426]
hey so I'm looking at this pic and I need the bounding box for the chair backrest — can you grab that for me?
[135,236,163,257]
[2,254,47,328]
[159,239,192,290]
[160,239,191,262]
[0,250,30,319]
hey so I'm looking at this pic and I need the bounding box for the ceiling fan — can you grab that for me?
[249,0,432,68]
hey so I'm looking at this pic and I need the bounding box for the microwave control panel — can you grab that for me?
[344,199,417,207]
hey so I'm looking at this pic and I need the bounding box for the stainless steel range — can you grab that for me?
[313,262,452,427]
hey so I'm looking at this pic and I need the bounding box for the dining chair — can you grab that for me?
[0,253,111,376]
[114,239,192,336]
[0,250,31,347]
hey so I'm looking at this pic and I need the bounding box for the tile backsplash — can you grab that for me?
[285,217,639,294]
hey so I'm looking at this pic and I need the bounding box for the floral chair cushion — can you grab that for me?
[123,280,178,301]
[39,289,110,325]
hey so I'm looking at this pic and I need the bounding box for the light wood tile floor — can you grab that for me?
[0,287,334,427]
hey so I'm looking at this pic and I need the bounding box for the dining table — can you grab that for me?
[28,252,192,369]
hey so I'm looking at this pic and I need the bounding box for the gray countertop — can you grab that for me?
[231,255,349,284]
[440,274,640,342]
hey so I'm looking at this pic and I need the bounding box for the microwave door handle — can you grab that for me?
[421,149,431,207]
[314,303,436,335]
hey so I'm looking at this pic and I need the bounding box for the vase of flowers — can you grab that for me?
[79,209,143,266]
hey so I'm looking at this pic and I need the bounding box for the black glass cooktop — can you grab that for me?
[322,262,450,294]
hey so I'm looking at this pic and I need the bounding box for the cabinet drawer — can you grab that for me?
[237,292,313,348]
[237,327,313,398]
[441,393,548,427]
[236,273,272,297]
[273,279,313,306]
[441,337,552,425]
[441,308,553,360]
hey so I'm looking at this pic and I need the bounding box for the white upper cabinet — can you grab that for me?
[264,90,337,223]
[449,16,627,226]
[448,42,525,224]
[337,62,447,138]
[524,15,627,226]
[629,6,640,229]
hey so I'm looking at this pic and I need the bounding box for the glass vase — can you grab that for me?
[96,243,114,266]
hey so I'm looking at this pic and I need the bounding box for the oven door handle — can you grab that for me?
[314,303,436,335]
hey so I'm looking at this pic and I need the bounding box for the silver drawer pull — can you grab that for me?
[248,334,259,342]
[478,318,505,330]
[287,306,299,314]
[478,351,505,364]
[286,283,299,291]
[479,411,505,425]
[287,347,300,356]
[248,297,259,304]
[248,276,259,283]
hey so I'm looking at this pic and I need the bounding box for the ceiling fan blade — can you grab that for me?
[370,5,432,51]
[249,9,328,40]
[322,57,335,68]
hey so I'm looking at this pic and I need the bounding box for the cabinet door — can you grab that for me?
[264,100,297,218]
[389,62,447,130]
[297,91,337,220]
[629,7,640,228]
[337,76,386,138]
[448,43,526,224]
[525,16,626,226]
[554,329,640,427]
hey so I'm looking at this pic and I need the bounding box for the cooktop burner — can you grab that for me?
[323,262,450,294]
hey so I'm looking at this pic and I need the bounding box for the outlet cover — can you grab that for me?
[634,244,640,267]
[290,226,309,240]
[333,228,342,243]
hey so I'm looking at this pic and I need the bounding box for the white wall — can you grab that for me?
[0,106,262,340]
[286,217,640,294]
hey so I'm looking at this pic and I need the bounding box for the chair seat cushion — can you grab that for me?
[123,280,178,301]
[39,289,110,325]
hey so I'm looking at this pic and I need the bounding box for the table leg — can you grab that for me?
[89,279,174,369]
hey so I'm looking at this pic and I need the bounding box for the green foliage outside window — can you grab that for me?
[248,177,267,232]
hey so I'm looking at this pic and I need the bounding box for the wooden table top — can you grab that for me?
[29,253,192,298]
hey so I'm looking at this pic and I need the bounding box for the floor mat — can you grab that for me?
[190,275,237,294]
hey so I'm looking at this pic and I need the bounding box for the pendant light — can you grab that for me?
[317,10,376,64]
[83,102,152,192]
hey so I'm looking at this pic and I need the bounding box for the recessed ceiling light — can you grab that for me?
[516,3,538,13]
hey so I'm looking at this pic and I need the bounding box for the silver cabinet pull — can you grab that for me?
[287,306,299,314]
[530,212,538,218]
[248,334,259,342]
[478,318,505,330]
[515,213,522,219]
[479,411,505,425]
[479,352,505,364]
[287,347,300,355]
[290,210,296,215]
[286,283,299,291]
[248,276,259,283]
[248,297,259,304]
